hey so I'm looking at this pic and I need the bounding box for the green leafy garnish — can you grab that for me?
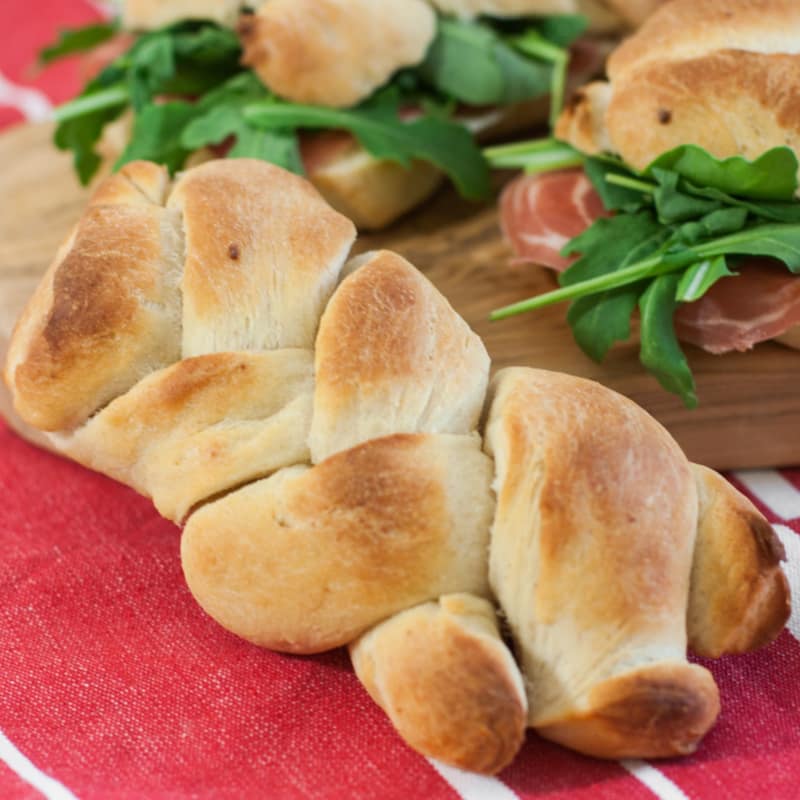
[538,15,588,48]
[180,74,302,173]
[53,64,129,184]
[45,12,580,192]
[39,21,119,64]
[489,139,800,406]
[562,212,672,362]
[647,145,799,201]
[116,101,199,172]
[244,88,490,199]
[639,273,697,406]
[51,22,242,184]
[419,19,551,107]
[484,137,584,172]
[675,256,733,303]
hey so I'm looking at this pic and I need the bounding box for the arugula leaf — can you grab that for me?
[54,64,128,184]
[179,71,303,173]
[244,89,490,199]
[683,184,800,224]
[567,287,644,363]
[128,33,175,110]
[674,208,748,245]
[171,23,241,62]
[675,256,733,303]
[115,101,198,172]
[692,222,800,270]
[229,128,302,171]
[484,137,583,173]
[584,156,647,212]
[50,22,244,183]
[510,30,568,127]
[182,106,303,173]
[651,169,722,223]
[561,212,671,360]
[561,212,668,284]
[419,19,551,107]
[639,274,697,408]
[40,22,119,64]
[646,144,799,201]
[538,15,588,48]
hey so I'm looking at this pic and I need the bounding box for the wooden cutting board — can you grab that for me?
[2,121,799,469]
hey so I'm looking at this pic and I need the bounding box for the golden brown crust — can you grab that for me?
[484,367,711,758]
[688,464,791,658]
[309,151,444,231]
[555,81,613,156]
[537,662,720,758]
[309,250,489,462]
[350,594,527,774]
[0,334,58,453]
[167,159,356,355]
[87,160,169,207]
[607,0,800,79]
[239,0,436,108]
[181,433,494,653]
[5,180,183,431]
[557,0,800,173]
[606,51,800,172]
[55,350,314,523]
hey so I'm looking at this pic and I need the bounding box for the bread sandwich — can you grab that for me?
[488,0,800,406]
[42,0,665,228]
[4,157,790,773]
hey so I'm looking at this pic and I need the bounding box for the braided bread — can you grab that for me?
[4,159,790,774]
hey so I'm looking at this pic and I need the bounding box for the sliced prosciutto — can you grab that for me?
[500,169,800,353]
[499,169,609,271]
[674,259,800,354]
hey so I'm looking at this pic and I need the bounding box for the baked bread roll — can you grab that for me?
[123,0,242,29]
[688,464,791,658]
[309,250,490,462]
[4,159,790,773]
[350,594,528,774]
[556,0,800,176]
[239,0,436,108]
[483,367,720,757]
[183,433,495,652]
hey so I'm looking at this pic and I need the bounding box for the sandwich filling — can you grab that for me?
[42,3,609,201]
[488,0,800,406]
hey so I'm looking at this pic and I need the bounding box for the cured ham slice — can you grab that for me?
[674,259,800,354]
[499,169,609,271]
[500,169,800,353]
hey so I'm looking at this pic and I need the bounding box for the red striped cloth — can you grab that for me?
[1,3,799,799]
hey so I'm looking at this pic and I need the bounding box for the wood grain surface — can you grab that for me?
[2,122,799,468]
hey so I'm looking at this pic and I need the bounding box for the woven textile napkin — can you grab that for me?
[1,3,799,798]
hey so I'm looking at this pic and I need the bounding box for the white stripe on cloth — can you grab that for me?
[774,525,800,641]
[733,470,800,521]
[620,760,689,800]
[0,71,52,123]
[428,760,520,800]
[0,729,79,800]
